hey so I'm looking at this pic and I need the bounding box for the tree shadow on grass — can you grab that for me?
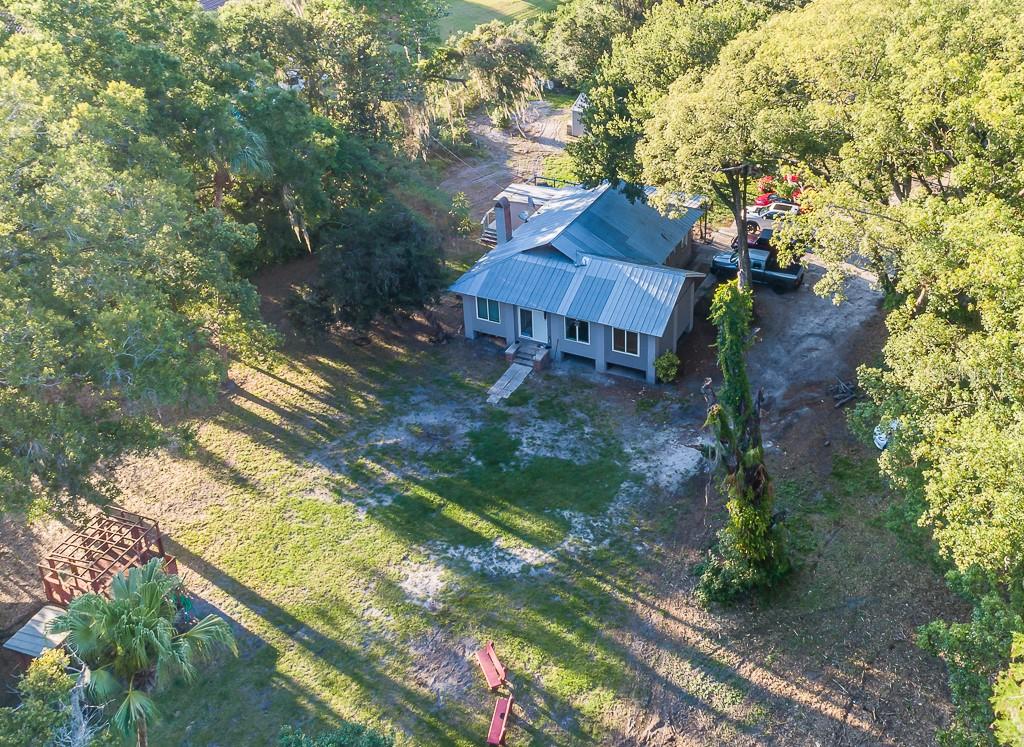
[160,540,476,746]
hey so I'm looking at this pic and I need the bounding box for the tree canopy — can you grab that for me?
[0,0,460,510]
[573,0,1024,740]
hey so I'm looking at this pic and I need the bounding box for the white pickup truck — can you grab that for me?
[743,201,799,234]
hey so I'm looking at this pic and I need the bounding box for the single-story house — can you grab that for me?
[451,183,705,384]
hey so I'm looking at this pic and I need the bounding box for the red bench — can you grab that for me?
[475,641,507,691]
[487,694,514,745]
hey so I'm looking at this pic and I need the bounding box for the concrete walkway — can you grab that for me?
[486,362,532,404]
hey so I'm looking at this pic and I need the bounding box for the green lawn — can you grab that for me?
[440,0,562,37]
[135,336,676,746]
[100,301,957,745]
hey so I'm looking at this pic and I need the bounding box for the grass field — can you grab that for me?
[440,0,561,37]
[122,317,707,746]
[95,294,959,746]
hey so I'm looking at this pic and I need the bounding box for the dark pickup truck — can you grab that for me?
[711,246,805,291]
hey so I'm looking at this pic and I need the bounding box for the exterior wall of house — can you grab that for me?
[663,230,694,269]
[461,295,516,345]
[464,288,701,385]
[603,327,654,382]
[656,280,696,357]
[550,314,604,366]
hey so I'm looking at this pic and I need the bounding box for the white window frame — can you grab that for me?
[612,327,640,357]
[564,317,590,345]
[476,297,500,324]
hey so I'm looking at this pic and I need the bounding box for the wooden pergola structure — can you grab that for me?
[38,507,178,606]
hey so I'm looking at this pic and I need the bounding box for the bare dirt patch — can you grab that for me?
[603,268,960,746]
[438,100,569,218]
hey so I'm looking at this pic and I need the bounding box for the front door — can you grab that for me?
[518,308,548,344]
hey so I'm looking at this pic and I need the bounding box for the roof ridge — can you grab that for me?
[538,184,610,261]
[582,253,705,278]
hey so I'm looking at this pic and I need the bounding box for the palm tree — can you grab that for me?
[50,559,237,747]
[209,119,273,209]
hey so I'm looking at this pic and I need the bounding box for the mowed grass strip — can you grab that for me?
[440,0,561,36]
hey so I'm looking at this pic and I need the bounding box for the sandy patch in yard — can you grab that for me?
[625,429,705,493]
[364,393,475,455]
[429,536,557,576]
[506,416,602,462]
[409,629,478,705]
[399,559,448,611]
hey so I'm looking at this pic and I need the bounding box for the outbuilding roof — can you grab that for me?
[2,605,67,659]
[451,182,705,338]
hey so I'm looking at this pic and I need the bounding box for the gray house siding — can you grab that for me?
[664,231,694,270]
[657,280,695,356]
[551,313,604,367]
[603,327,654,382]
[462,296,516,345]
[461,277,700,385]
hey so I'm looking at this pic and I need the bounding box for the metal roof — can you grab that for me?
[481,184,703,266]
[451,183,705,336]
[452,251,702,337]
[3,605,67,659]
[492,183,565,205]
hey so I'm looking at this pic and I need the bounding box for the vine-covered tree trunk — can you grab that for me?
[698,280,787,602]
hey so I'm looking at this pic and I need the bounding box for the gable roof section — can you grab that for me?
[483,185,607,263]
[451,251,702,337]
[484,183,703,267]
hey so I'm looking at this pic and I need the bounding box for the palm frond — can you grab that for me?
[177,615,238,660]
[111,687,160,742]
[86,666,123,701]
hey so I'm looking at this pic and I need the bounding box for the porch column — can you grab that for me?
[462,296,477,340]
[645,334,657,384]
[592,324,607,372]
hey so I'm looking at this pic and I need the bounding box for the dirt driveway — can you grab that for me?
[439,99,570,218]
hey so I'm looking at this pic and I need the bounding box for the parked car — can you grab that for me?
[743,201,799,234]
[711,246,804,291]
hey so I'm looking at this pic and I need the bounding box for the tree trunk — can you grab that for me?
[213,164,230,209]
[137,719,148,747]
[728,171,752,291]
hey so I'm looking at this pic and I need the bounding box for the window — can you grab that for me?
[612,328,639,356]
[476,297,500,323]
[564,318,590,344]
